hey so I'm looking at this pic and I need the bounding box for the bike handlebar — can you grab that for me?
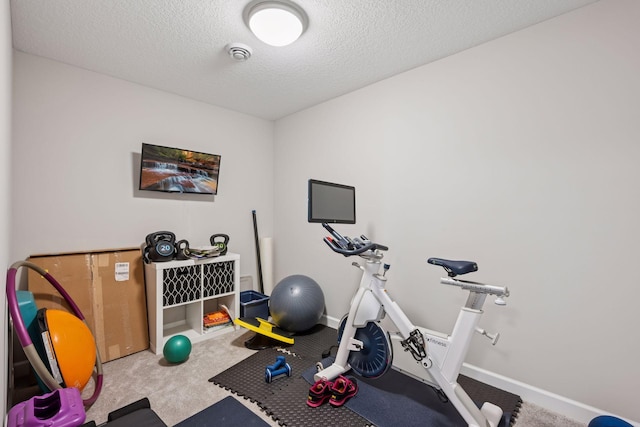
[323,236,388,256]
[321,223,388,256]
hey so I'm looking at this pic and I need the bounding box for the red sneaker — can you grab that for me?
[307,378,333,407]
[329,376,358,407]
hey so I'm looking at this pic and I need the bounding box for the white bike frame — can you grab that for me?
[315,251,509,427]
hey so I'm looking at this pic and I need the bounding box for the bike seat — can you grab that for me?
[427,258,478,277]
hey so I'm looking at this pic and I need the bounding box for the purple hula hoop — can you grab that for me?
[6,261,103,406]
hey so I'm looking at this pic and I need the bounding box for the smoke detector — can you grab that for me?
[226,43,252,61]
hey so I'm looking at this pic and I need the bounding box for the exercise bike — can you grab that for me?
[315,223,510,427]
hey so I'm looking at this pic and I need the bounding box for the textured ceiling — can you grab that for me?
[10,0,598,120]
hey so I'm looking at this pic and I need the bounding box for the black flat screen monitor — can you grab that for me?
[139,143,221,195]
[308,179,356,224]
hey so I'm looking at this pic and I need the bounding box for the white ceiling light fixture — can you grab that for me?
[243,0,308,47]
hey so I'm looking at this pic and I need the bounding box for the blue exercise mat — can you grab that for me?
[302,357,513,427]
[174,396,270,427]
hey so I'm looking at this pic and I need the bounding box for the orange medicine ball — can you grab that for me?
[43,309,96,391]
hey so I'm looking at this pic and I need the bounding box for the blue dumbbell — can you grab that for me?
[265,355,292,383]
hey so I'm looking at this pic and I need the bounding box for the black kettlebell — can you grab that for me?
[144,231,176,263]
[210,234,229,256]
[174,239,191,260]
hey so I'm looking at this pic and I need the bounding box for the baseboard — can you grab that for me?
[321,315,638,426]
[322,314,340,329]
[461,363,637,425]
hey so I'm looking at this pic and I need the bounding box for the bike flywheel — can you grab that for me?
[338,316,393,378]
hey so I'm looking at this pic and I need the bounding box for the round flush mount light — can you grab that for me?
[243,0,308,47]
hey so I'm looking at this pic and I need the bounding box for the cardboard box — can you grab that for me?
[27,248,149,362]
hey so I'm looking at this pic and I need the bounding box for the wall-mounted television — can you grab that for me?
[308,179,356,224]
[139,143,221,195]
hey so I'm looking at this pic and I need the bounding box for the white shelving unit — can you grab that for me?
[144,253,240,354]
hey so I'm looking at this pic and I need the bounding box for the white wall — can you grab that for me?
[1,0,12,422]
[11,52,274,273]
[274,0,640,423]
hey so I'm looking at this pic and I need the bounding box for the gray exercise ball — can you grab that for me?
[270,275,325,332]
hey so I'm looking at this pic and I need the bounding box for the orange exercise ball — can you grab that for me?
[42,309,96,391]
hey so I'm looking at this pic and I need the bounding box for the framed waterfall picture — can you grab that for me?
[139,143,221,195]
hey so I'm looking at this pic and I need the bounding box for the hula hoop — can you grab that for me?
[6,260,103,406]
